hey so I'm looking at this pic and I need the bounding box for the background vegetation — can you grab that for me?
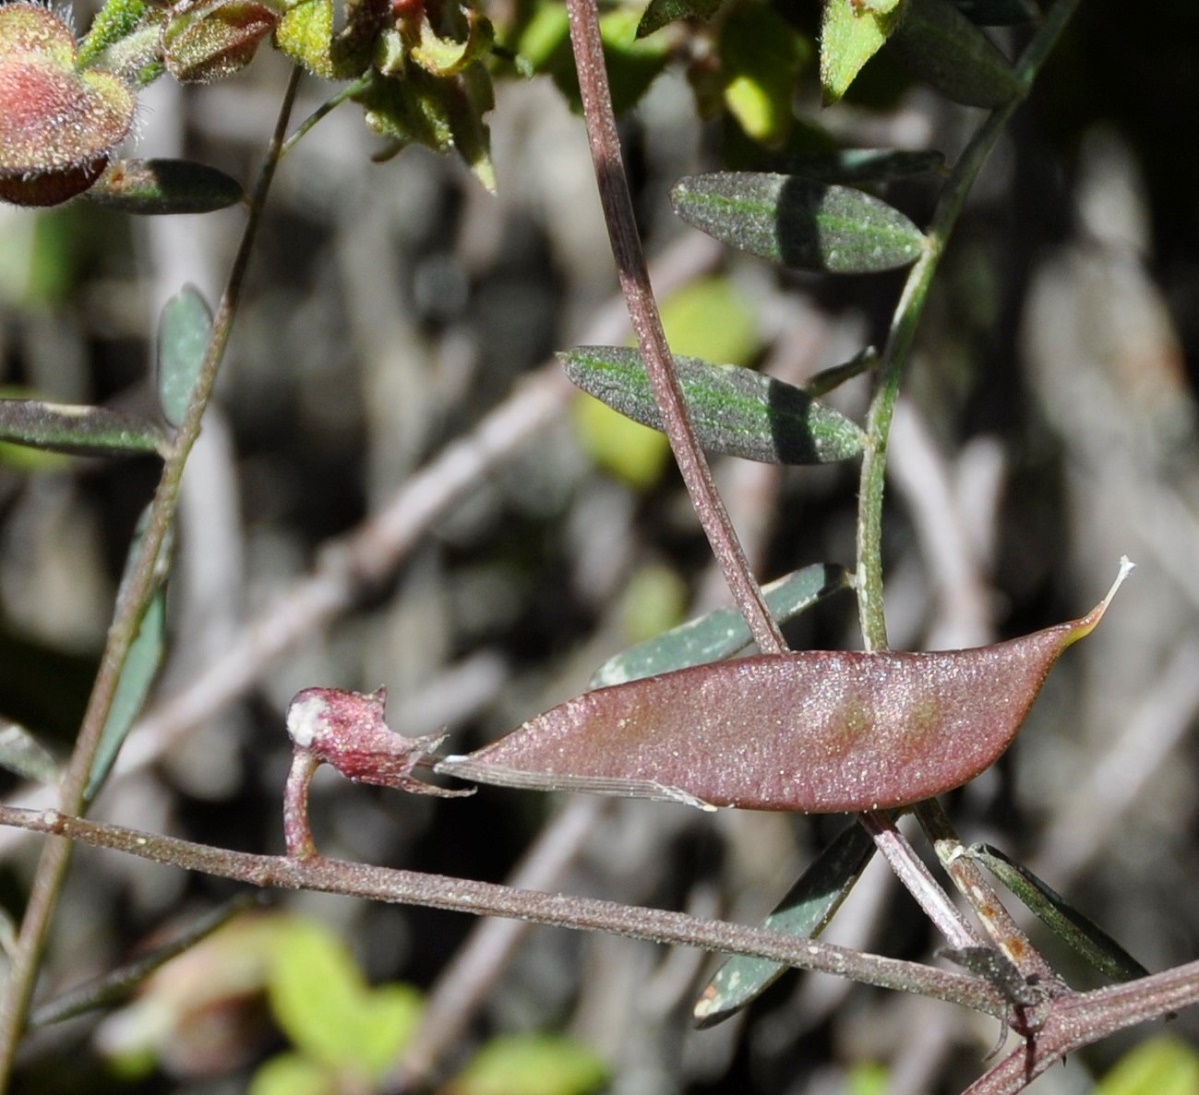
[1,0,1198,1091]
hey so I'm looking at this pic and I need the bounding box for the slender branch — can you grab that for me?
[0,68,303,1084]
[563,0,785,655]
[964,959,1199,1095]
[855,0,1083,650]
[0,805,1004,1018]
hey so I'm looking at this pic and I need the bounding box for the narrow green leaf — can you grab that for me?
[636,0,723,37]
[1095,1036,1199,1095]
[561,347,867,465]
[0,718,61,785]
[85,586,166,803]
[85,159,246,215]
[591,563,849,688]
[157,285,213,428]
[967,843,1150,983]
[693,823,876,1027]
[671,173,926,274]
[447,1034,609,1095]
[820,0,903,104]
[887,0,1024,108]
[781,148,945,186]
[0,398,165,457]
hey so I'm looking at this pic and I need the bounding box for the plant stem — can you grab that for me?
[0,805,1005,1018]
[0,67,303,1086]
[563,0,785,656]
[852,0,1085,993]
[855,0,1082,650]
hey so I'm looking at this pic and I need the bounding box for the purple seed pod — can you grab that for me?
[436,561,1133,813]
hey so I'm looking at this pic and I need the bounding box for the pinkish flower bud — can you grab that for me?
[0,4,137,207]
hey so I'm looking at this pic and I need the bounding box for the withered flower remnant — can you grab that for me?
[283,686,470,858]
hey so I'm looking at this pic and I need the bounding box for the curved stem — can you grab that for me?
[0,67,303,1086]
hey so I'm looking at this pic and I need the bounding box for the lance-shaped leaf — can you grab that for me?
[437,560,1133,813]
[671,173,926,274]
[158,285,213,428]
[85,503,174,803]
[0,398,166,457]
[887,0,1025,109]
[562,347,866,465]
[592,563,849,688]
[693,823,876,1027]
[85,159,245,215]
[85,586,166,803]
[966,843,1149,983]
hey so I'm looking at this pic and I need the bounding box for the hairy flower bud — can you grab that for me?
[0,4,138,206]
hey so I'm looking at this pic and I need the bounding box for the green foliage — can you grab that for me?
[157,286,214,427]
[717,1,810,145]
[84,159,246,215]
[591,563,850,687]
[636,0,725,38]
[886,0,1024,108]
[445,1033,609,1095]
[515,0,672,114]
[967,843,1150,983]
[820,0,905,104]
[694,822,876,1025]
[265,917,423,1079]
[671,173,927,274]
[0,399,165,457]
[563,347,867,465]
[1095,1037,1199,1095]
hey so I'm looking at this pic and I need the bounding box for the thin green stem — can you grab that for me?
[855,0,1082,650]
[280,74,371,161]
[0,67,303,1087]
[852,0,1085,993]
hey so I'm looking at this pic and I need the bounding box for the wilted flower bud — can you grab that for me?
[283,686,470,858]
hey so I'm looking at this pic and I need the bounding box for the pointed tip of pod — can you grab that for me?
[1068,555,1135,645]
